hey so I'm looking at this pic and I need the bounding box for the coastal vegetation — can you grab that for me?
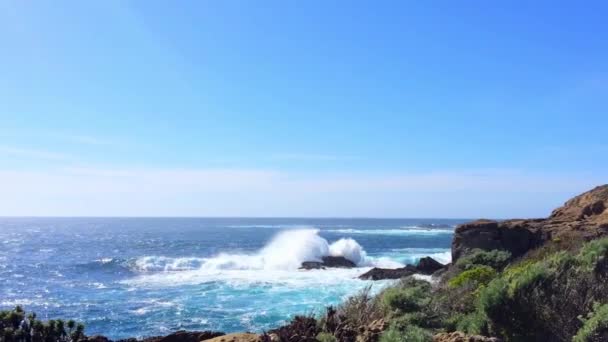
[0,306,85,342]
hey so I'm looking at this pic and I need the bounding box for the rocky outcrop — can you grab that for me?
[433,331,501,342]
[300,256,356,269]
[201,333,262,342]
[417,256,445,274]
[451,219,543,262]
[452,185,608,262]
[359,257,445,280]
[121,331,225,342]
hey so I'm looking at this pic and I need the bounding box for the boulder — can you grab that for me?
[359,264,418,280]
[300,256,356,270]
[299,261,325,270]
[433,331,501,342]
[321,256,356,268]
[359,257,445,280]
[416,257,444,274]
[201,333,261,342]
[139,331,225,342]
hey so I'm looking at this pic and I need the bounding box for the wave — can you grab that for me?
[130,229,376,273]
[326,227,454,236]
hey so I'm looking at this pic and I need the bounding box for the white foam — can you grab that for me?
[428,250,452,264]
[123,229,404,288]
[131,229,381,274]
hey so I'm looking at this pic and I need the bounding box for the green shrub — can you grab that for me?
[381,278,431,314]
[316,331,337,342]
[573,303,608,342]
[379,325,432,342]
[455,311,489,335]
[456,249,512,271]
[335,285,383,327]
[448,265,497,289]
[477,278,508,318]
[505,261,548,296]
[577,237,608,272]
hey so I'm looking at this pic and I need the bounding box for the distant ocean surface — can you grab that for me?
[0,218,464,339]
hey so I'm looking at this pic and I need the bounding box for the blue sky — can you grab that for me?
[1,1,607,217]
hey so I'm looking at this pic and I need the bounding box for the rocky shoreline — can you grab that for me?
[4,185,608,342]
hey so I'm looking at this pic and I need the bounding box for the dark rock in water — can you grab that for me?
[359,257,445,280]
[300,261,325,270]
[300,256,356,270]
[135,331,225,342]
[359,264,418,280]
[321,256,356,268]
[416,256,445,274]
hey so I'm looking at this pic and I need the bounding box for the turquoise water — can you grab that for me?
[0,218,461,339]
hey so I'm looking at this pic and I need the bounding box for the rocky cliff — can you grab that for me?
[452,184,608,262]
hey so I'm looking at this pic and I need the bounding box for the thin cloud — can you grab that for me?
[0,146,72,161]
[65,135,115,146]
[0,166,604,217]
[270,153,359,161]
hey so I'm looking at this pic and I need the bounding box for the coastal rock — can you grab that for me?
[358,257,445,280]
[433,331,501,342]
[451,219,541,262]
[321,256,356,268]
[300,256,356,269]
[138,331,225,342]
[416,257,444,274]
[452,184,608,262]
[201,333,261,342]
[300,261,325,270]
[359,264,418,280]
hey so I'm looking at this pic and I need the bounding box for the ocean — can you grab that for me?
[0,217,463,339]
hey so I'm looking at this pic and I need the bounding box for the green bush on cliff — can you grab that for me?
[316,331,338,342]
[0,306,85,342]
[448,265,497,289]
[381,278,431,314]
[474,237,608,341]
[455,249,512,271]
[577,237,608,272]
[379,324,432,342]
[573,303,608,342]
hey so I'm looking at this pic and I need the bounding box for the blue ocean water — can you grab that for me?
[0,218,463,339]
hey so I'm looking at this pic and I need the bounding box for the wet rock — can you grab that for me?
[416,257,444,274]
[300,256,356,270]
[321,256,356,268]
[359,264,418,280]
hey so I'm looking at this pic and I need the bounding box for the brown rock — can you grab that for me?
[451,219,542,262]
[202,333,261,342]
[139,331,225,342]
[451,185,608,263]
[433,331,501,342]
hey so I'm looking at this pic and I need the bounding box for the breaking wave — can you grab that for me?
[130,229,382,273]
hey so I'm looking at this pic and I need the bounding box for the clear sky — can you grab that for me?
[1,1,607,218]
